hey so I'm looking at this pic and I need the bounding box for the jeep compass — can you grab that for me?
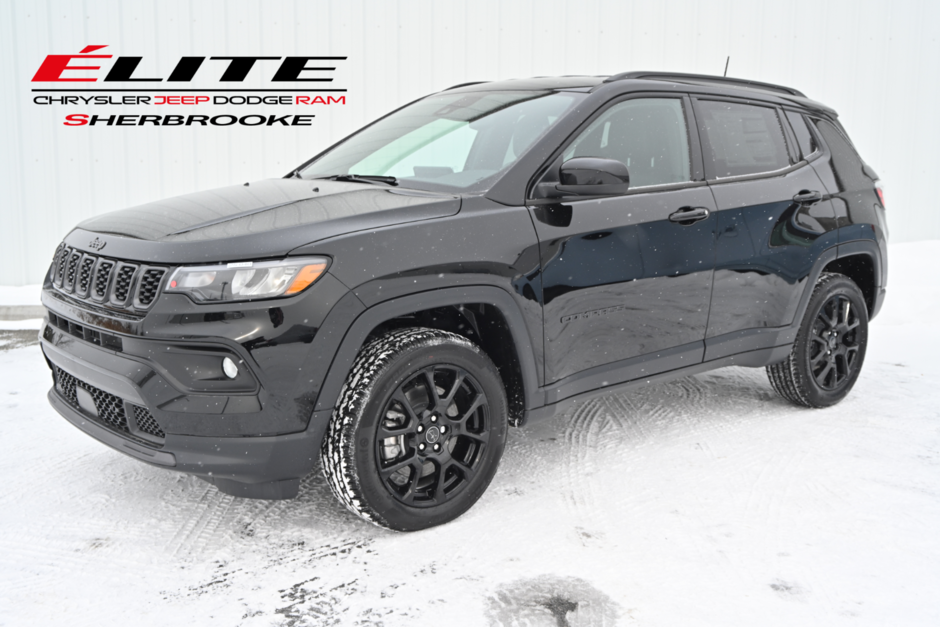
[41,72,887,530]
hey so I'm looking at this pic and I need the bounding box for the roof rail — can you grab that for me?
[443,81,489,91]
[603,71,806,97]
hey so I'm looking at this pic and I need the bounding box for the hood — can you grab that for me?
[65,178,460,264]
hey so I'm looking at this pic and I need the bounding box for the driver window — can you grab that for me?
[563,98,691,188]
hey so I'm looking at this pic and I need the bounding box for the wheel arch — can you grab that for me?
[828,239,884,318]
[313,286,542,426]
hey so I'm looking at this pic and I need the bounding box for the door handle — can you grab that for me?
[668,206,711,225]
[792,190,823,205]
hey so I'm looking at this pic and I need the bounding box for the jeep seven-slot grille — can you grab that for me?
[49,245,167,312]
[54,366,165,443]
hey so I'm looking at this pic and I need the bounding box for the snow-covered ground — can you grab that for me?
[1,242,939,626]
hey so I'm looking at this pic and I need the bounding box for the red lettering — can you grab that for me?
[63,114,89,126]
[33,45,112,82]
[327,96,345,104]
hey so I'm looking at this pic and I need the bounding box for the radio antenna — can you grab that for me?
[723,56,730,77]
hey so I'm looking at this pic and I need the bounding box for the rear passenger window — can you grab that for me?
[697,100,790,178]
[563,98,691,188]
[785,110,818,160]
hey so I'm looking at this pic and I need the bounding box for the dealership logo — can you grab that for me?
[29,46,348,128]
[32,45,346,83]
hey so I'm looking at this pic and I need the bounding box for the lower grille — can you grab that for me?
[133,405,165,439]
[54,366,164,445]
[56,366,128,432]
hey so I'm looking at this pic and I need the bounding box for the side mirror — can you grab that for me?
[556,157,630,196]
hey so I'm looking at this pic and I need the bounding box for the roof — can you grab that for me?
[443,71,834,115]
[603,71,806,97]
[445,76,605,92]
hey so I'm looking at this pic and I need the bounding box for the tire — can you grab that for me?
[767,272,869,408]
[321,327,508,531]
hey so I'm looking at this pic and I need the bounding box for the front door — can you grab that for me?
[530,96,717,399]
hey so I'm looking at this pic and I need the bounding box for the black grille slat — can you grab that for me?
[112,265,137,303]
[52,245,68,285]
[77,256,96,296]
[93,260,114,299]
[136,269,165,306]
[132,405,165,439]
[64,252,82,291]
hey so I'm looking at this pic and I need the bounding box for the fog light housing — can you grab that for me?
[222,357,239,379]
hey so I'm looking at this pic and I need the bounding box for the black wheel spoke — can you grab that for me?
[456,393,485,425]
[420,369,443,411]
[442,371,466,407]
[462,430,489,445]
[391,390,419,423]
[445,459,475,482]
[379,451,417,478]
[815,361,833,386]
[430,465,447,502]
[825,298,840,328]
[399,460,426,503]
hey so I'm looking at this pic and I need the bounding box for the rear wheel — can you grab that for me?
[321,328,508,531]
[767,272,869,408]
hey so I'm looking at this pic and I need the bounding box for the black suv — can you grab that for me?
[41,72,887,531]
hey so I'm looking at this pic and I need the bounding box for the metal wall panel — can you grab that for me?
[1,0,937,285]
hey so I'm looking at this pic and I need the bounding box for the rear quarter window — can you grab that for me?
[697,100,791,178]
[785,110,818,160]
[810,118,870,192]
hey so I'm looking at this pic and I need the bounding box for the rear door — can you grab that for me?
[529,95,718,398]
[693,98,839,360]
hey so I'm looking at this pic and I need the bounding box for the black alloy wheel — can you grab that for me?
[809,293,862,390]
[376,365,490,507]
[322,328,508,531]
[767,272,869,408]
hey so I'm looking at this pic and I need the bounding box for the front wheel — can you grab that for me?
[321,328,508,531]
[767,272,869,408]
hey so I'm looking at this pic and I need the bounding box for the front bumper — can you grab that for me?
[39,295,340,498]
[47,385,329,498]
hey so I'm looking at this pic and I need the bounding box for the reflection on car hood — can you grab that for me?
[77,178,459,242]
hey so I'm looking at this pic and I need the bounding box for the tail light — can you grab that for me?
[874,180,885,207]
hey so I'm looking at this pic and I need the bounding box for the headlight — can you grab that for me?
[165,257,329,303]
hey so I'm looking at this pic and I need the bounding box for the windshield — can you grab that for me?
[300,90,583,193]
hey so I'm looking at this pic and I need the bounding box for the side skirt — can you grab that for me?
[522,343,791,424]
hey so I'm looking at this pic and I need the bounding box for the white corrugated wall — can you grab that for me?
[1,0,937,285]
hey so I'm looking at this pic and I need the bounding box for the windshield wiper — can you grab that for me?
[319,174,398,186]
